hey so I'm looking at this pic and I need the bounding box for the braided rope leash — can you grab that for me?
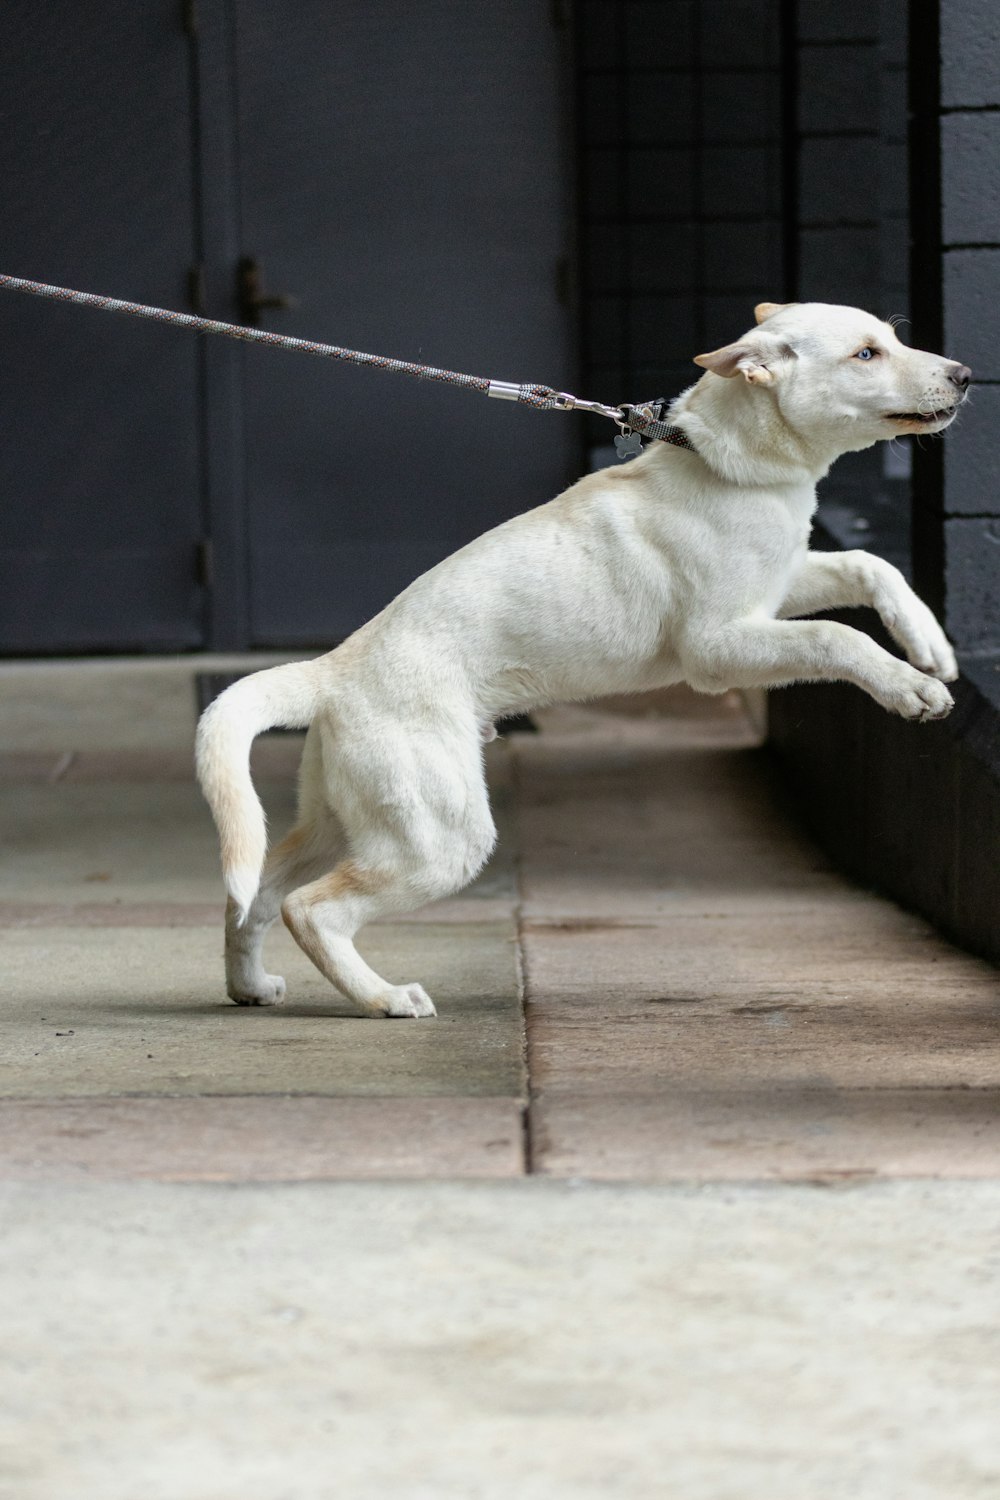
[0,273,695,453]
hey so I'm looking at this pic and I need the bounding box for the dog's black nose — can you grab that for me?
[949,363,972,390]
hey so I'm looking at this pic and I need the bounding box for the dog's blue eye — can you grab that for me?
[856,347,876,360]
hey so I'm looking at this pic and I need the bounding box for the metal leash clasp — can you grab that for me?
[552,390,644,461]
[551,391,626,422]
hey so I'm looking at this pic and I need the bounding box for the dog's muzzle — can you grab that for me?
[886,362,972,427]
[887,365,971,427]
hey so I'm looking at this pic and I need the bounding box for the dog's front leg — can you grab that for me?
[778,551,958,682]
[685,617,954,721]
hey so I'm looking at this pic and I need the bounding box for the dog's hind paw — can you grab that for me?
[228,973,287,1006]
[373,983,437,1019]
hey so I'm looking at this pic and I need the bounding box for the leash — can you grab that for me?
[0,272,695,457]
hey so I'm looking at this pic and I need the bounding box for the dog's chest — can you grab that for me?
[699,484,815,616]
[759,491,815,609]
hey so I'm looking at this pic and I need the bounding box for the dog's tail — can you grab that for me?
[195,661,321,921]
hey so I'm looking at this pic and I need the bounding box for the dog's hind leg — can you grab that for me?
[224,721,342,1005]
[225,811,343,1005]
[280,856,470,1018]
[280,783,496,1018]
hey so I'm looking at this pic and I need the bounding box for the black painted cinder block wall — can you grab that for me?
[913,0,1000,651]
[768,0,1000,966]
[574,0,1000,965]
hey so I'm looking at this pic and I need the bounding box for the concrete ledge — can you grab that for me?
[4,1179,1000,1500]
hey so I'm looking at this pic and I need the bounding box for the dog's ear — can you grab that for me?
[693,342,775,385]
[753,301,793,325]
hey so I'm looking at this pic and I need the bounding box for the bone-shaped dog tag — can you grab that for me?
[614,429,643,461]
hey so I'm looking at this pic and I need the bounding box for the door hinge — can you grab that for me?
[181,0,198,38]
[195,539,214,589]
[187,263,206,315]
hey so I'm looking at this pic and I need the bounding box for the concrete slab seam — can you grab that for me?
[509,739,536,1177]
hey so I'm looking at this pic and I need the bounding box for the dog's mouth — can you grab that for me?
[885,405,958,429]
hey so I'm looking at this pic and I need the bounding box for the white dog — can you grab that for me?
[197,301,969,1018]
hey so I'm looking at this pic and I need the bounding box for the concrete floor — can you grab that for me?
[1,657,999,1498]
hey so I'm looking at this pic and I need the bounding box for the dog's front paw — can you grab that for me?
[904,626,958,683]
[228,973,287,1006]
[918,650,959,684]
[883,668,953,722]
[886,601,959,682]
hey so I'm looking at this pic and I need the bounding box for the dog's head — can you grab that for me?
[692,301,971,451]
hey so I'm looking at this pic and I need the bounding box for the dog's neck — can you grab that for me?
[667,373,859,487]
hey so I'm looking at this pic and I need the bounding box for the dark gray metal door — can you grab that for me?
[0,3,205,652]
[232,0,575,645]
[0,2,573,655]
